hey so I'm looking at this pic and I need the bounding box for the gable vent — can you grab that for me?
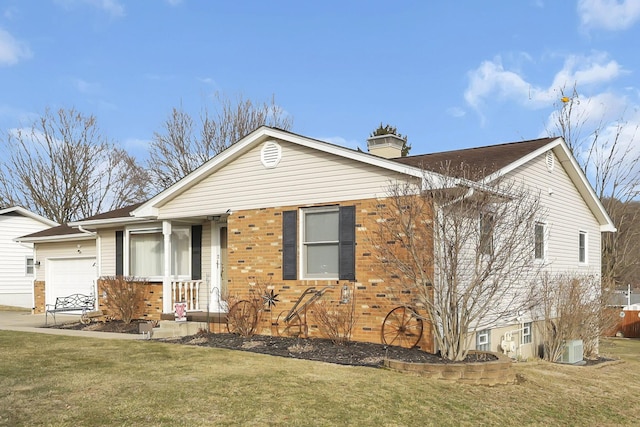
[261,140,282,169]
[546,150,555,172]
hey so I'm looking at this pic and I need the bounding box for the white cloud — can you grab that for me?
[578,0,640,31]
[165,0,183,5]
[465,52,623,112]
[544,92,630,137]
[0,28,32,66]
[446,107,466,118]
[54,0,125,17]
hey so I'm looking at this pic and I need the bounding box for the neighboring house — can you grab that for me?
[24,127,614,357]
[0,207,57,308]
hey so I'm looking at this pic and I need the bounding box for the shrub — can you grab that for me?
[313,294,358,345]
[101,276,148,324]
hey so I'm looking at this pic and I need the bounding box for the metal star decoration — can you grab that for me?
[262,289,280,308]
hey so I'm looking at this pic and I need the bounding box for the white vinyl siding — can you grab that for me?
[0,215,46,300]
[157,140,408,219]
[99,228,117,276]
[505,150,601,274]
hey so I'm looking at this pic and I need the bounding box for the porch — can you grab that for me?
[153,279,229,338]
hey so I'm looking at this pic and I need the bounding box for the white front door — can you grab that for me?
[210,223,228,312]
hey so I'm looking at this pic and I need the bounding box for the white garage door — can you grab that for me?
[46,258,97,306]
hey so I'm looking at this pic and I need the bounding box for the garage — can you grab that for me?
[45,257,97,307]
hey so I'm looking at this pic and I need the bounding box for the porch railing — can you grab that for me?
[172,280,202,311]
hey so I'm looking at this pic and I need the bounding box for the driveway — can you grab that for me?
[0,309,140,340]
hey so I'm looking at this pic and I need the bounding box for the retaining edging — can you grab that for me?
[383,350,515,386]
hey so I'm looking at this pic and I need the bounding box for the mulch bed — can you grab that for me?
[48,320,613,368]
[48,319,496,367]
[163,332,498,367]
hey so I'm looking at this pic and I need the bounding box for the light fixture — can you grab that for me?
[340,284,351,304]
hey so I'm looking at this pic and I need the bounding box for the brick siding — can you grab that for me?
[225,197,434,351]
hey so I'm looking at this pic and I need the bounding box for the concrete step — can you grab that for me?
[151,320,209,339]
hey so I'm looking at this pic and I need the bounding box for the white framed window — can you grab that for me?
[579,231,587,264]
[126,226,191,280]
[301,206,340,279]
[479,213,494,256]
[522,322,532,344]
[25,256,34,276]
[534,222,545,261]
[476,329,491,351]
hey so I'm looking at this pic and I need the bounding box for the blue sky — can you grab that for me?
[1,0,639,160]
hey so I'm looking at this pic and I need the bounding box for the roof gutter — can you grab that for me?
[78,225,97,237]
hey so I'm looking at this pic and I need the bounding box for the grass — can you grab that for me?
[1,333,639,427]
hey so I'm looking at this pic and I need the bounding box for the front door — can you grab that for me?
[210,222,228,312]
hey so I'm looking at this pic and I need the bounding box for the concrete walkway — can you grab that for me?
[0,309,141,340]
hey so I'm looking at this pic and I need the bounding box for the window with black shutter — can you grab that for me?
[282,206,356,280]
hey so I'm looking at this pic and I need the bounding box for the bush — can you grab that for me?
[313,294,358,345]
[101,276,148,324]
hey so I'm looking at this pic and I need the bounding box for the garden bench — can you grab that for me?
[45,293,95,325]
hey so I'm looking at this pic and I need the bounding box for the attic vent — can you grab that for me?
[261,140,282,169]
[546,151,555,172]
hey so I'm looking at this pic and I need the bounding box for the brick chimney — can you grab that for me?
[366,134,404,159]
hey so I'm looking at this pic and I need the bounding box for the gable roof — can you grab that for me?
[394,137,556,177]
[68,202,147,228]
[398,136,615,232]
[16,223,95,243]
[132,126,429,218]
[18,203,145,242]
[67,127,614,233]
[0,206,58,227]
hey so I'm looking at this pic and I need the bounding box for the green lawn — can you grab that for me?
[1,332,639,426]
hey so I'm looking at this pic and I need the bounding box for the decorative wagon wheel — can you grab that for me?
[226,300,258,336]
[80,312,91,325]
[381,306,424,349]
[276,310,304,338]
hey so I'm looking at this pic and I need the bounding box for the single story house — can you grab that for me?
[0,206,57,308]
[20,127,614,358]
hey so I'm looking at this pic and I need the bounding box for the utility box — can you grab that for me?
[560,339,584,364]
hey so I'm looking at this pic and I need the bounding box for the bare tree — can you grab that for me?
[537,273,618,361]
[148,92,293,191]
[551,85,640,287]
[373,164,544,361]
[0,107,149,223]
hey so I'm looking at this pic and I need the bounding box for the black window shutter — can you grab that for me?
[191,225,202,280]
[282,210,297,280]
[115,230,124,276]
[339,206,356,281]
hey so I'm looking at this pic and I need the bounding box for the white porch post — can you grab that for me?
[162,221,172,313]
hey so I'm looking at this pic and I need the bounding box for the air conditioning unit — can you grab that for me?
[560,340,583,364]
